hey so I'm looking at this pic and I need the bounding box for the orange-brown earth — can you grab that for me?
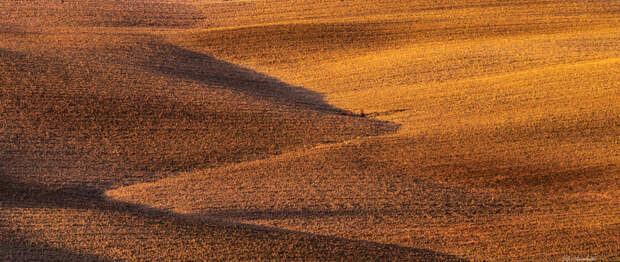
[1,0,619,261]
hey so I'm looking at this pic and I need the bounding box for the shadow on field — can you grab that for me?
[1,44,398,190]
[0,33,460,260]
[134,38,357,116]
[0,229,111,262]
[0,175,99,210]
[0,173,467,261]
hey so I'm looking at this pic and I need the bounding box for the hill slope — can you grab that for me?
[2,0,619,261]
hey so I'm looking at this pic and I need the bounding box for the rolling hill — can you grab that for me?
[1,0,619,261]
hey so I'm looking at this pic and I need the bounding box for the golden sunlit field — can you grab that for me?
[1,0,619,261]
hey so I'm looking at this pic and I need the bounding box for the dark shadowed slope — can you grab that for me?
[0,36,395,190]
[0,229,111,262]
[0,171,466,261]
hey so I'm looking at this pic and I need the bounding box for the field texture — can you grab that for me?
[1,0,619,261]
